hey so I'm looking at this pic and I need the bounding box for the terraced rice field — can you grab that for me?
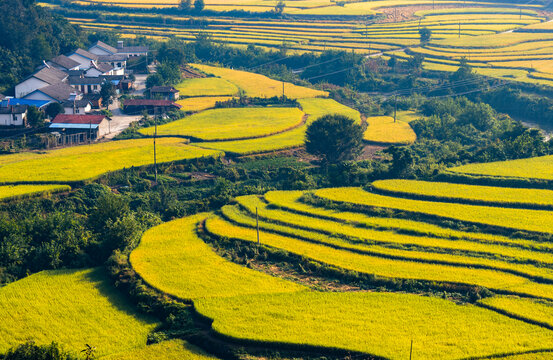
[363,116,416,144]
[130,213,303,300]
[175,77,239,97]
[449,154,553,180]
[176,96,235,112]
[0,268,158,357]
[192,64,327,98]
[0,184,70,201]
[196,98,361,154]
[139,107,304,140]
[128,176,553,358]
[0,138,221,183]
[100,340,218,360]
[196,292,553,359]
[371,179,553,208]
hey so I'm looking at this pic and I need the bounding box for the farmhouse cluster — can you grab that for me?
[0,41,148,143]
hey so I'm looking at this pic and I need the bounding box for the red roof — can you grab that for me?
[123,99,181,108]
[52,114,106,125]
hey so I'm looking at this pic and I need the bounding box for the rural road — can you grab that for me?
[103,74,148,139]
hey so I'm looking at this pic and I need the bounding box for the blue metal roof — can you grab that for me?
[49,123,99,130]
[1,98,51,108]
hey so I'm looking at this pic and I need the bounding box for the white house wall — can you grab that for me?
[15,77,49,98]
[0,113,25,126]
[98,119,110,138]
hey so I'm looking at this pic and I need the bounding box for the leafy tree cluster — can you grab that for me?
[387,96,552,178]
[0,0,81,93]
[0,342,78,360]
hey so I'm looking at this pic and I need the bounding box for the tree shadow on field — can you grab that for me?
[82,267,159,325]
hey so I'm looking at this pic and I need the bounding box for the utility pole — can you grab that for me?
[282,81,285,98]
[256,207,260,246]
[89,118,92,144]
[153,106,158,184]
[409,340,413,360]
[393,93,397,123]
[458,22,461,38]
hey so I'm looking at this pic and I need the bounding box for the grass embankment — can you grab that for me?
[130,213,304,300]
[479,296,553,329]
[0,138,220,183]
[371,179,553,208]
[139,107,304,141]
[363,116,416,145]
[0,268,158,357]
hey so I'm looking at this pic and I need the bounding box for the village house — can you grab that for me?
[46,55,80,72]
[0,105,28,127]
[62,99,93,114]
[50,114,110,144]
[147,86,180,101]
[98,54,127,70]
[82,93,103,109]
[15,67,68,98]
[88,41,118,56]
[123,99,181,114]
[89,40,149,58]
[1,98,51,109]
[67,49,100,70]
[24,83,81,103]
[69,76,103,94]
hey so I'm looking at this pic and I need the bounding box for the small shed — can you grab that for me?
[50,114,110,141]
[123,99,181,115]
[148,86,180,101]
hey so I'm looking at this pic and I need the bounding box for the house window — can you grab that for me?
[75,108,80,114]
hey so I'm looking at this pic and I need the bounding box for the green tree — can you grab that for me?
[26,106,45,128]
[100,80,116,109]
[179,0,191,11]
[274,0,285,14]
[45,102,63,119]
[2,341,78,360]
[419,27,431,43]
[194,0,205,11]
[146,73,163,88]
[156,62,182,86]
[305,114,364,164]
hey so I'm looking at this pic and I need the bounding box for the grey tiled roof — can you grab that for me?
[49,55,80,70]
[91,41,118,55]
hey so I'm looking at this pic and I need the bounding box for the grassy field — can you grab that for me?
[176,96,234,112]
[175,77,239,97]
[130,213,303,300]
[139,107,304,141]
[0,268,158,357]
[363,116,416,145]
[195,291,553,359]
[371,179,553,208]
[315,187,553,235]
[449,155,553,180]
[0,138,220,183]
[0,184,70,201]
[192,64,328,98]
[100,340,218,360]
